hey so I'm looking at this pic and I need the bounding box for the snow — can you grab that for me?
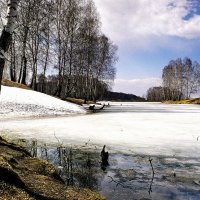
[0,86,86,118]
[1,97,200,158]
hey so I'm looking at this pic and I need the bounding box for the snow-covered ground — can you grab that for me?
[1,90,200,157]
[0,86,85,118]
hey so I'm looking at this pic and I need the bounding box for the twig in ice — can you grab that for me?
[149,157,155,176]
[54,132,63,146]
[148,157,155,195]
[85,139,90,146]
[108,176,132,189]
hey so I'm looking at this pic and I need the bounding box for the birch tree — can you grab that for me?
[1,0,118,100]
[17,0,33,84]
[162,58,200,100]
[0,0,19,92]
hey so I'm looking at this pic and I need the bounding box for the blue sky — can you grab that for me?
[94,0,200,96]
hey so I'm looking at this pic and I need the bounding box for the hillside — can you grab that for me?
[0,85,86,119]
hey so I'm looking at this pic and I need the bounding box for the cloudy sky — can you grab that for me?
[94,0,200,96]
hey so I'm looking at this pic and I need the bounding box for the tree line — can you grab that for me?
[104,91,145,102]
[0,0,118,102]
[147,57,200,101]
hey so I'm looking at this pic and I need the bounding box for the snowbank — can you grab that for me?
[0,86,86,118]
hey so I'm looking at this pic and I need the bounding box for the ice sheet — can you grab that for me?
[1,99,200,157]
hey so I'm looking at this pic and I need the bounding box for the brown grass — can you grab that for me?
[189,98,200,104]
[65,97,94,105]
[2,79,31,90]
[162,98,200,104]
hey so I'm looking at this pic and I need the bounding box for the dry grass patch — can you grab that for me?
[2,79,31,90]
[189,98,200,104]
[162,98,200,104]
[66,97,94,105]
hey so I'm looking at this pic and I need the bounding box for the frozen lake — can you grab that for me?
[1,102,200,157]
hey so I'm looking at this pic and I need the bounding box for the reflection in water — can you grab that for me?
[101,145,109,171]
[17,139,200,200]
[107,175,133,190]
[43,146,98,189]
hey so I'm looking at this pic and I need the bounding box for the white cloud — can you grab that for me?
[94,0,200,45]
[113,77,162,97]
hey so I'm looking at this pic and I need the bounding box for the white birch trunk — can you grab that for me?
[5,0,19,34]
[0,0,19,92]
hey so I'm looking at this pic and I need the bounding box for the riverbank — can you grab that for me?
[0,136,104,200]
[162,98,200,104]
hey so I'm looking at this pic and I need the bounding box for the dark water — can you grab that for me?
[16,139,200,200]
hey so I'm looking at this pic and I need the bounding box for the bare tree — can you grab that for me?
[17,0,34,84]
[39,1,54,93]
[1,0,118,101]
[162,58,200,100]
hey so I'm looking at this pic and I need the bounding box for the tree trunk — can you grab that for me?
[0,29,12,91]
[10,36,16,82]
[0,0,19,92]
[20,26,29,84]
[21,56,27,85]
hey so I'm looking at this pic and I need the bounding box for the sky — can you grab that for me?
[94,0,200,97]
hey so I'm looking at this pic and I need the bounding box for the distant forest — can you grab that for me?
[0,0,118,102]
[104,91,145,102]
[147,57,200,101]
